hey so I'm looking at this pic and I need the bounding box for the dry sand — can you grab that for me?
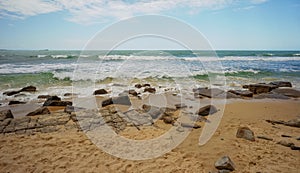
[0,100,299,173]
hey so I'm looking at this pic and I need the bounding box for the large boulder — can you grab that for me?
[102,95,131,107]
[228,90,253,97]
[93,89,108,95]
[26,107,50,116]
[236,127,255,141]
[215,156,235,171]
[0,109,14,121]
[197,105,218,116]
[269,81,292,88]
[247,84,277,94]
[271,88,300,98]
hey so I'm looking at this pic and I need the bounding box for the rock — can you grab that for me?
[269,81,292,88]
[181,122,201,129]
[64,105,75,114]
[285,119,300,128]
[296,137,300,140]
[228,90,253,97]
[254,93,290,99]
[64,93,78,97]
[197,105,218,116]
[193,88,224,98]
[128,89,138,96]
[44,101,72,106]
[277,140,294,147]
[102,95,131,107]
[174,103,187,109]
[142,104,163,119]
[0,109,14,121]
[142,84,151,87]
[0,118,12,133]
[257,135,273,141]
[43,96,61,106]
[215,156,235,171]
[281,134,292,138]
[144,87,156,93]
[271,88,300,98]
[290,145,300,150]
[247,84,277,94]
[216,92,242,99]
[8,100,26,105]
[236,127,255,141]
[135,84,142,88]
[124,110,153,126]
[162,116,174,124]
[21,85,36,92]
[13,116,30,131]
[37,95,51,99]
[3,90,20,96]
[26,107,50,116]
[93,89,108,95]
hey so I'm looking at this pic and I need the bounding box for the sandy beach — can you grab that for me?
[0,98,299,173]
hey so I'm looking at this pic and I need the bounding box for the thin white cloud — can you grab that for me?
[250,0,268,4]
[0,0,268,24]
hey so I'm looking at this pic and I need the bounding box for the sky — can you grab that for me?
[0,0,299,50]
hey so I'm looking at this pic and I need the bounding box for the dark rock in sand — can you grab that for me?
[21,85,36,92]
[134,84,142,88]
[266,119,300,128]
[144,87,156,93]
[254,93,290,99]
[0,109,14,121]
[297,137,300,140]
[215,156,235,171]
[269,81,292,88]
[281,134,292,138]
[236,127,255,141]
[271,88,300,98]
[37,95,51,99]
[181,122,201,129]
[290,145,300,150]
[43,96,72,106]
[8,100,26,105]
[142,84,151,87]
[128,89,138,96]
[193,88,224,98]
[64,93,78,97]
[277,140,294,147]
[257,135,273,141]
[197,105,218,116]
[247,83,278,94]
[228,90,253,97]
[93,89,108,95]
[175,103,187,109]
[26,107,50,116]
[3,90,21,96]
[102,95,131,107]
[162,116,174,124]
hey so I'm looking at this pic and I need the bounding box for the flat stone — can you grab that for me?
[142,104,164,119]
[14,116,30,131]
[271,88,300,98]
[247,84,278,94]
[193,88,224,98]
[228,90,253,97]
[124,110,153,126]
[236,127,255,141]
[102,95,131,107]
[197,105,218,116]
[26,107,50,116]
[257,135,273,141]
[269,81,292,88]
[8,101,26,105]
[215,156,235,171]
[254,93,290,99]
[0,109,14,121]
[37,95,51,99]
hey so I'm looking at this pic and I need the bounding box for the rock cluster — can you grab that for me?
[3,85,37,96]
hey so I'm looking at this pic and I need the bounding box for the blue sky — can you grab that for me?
[0,0,299,50]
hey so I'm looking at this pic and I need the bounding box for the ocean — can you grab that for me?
[0,50,300,101]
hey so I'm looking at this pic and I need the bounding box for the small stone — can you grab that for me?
[134,84,142,88]
[236,127,255,141]
[162,116,174,124]
[197,105,218,116]
[8,101,26,105]
[174,103,187,109]
[37,95,51,99]
[93,89,108,95]
[142,84,151,87]
[215,156,235,171]
[128,89,138,96]
[290,145,300,150]
[281,134,292,138]
[277,140,294,147]
[144,87,156,93]
[257,135,273,141]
